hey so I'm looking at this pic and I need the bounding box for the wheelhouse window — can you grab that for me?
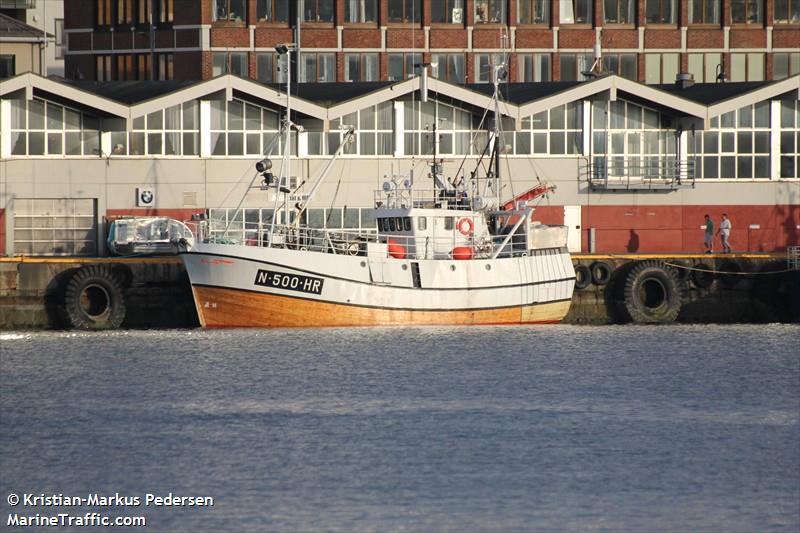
[431,0,465,23]
[559,0,592,23]
[604,0,635,23]
[257,0,289,22]
[345,0,377,22]
[688,0,719,23]
[431,53,465,83]
[388,0,421,22]
[773,0,800,23]
[518,0,549,23]
[645,0,676,23]
[345,53,379,81]
[302,0,334,22]
[299,53,335,82]
[213,0,246,22]
[518,53,551,81]
[730,0,762,23]
[474,0,506,23]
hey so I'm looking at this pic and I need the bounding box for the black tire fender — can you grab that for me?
[590,261,613,285]
[63,265,126,330]
[691,262,715,289]
[574,264,591,289]
[622,260,682,324]
[719,260,742,288]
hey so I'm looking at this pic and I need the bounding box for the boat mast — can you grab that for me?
[271,43,295,245]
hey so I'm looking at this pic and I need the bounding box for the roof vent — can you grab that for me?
[676,72,694,89]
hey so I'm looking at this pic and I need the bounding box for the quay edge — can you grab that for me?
[0,254,797,330]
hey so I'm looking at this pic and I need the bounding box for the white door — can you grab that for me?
[564,205,582,253]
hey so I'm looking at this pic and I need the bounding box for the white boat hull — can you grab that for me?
[181,243,576,327]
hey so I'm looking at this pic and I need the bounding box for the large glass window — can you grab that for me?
[213,0,247,21]
[645,53,679,84]
[774,52,800,80]
[403,100,480,156]
[345,0,377,22]
[518,0,549,23]
[302,0,334,22]
[645,0,676,23]
[388,0,421,22]
[257,53,287,83]
[431,53,465,83]
[515,102,582,155]
[10,99,99,157]
[774,0,800,23]
[604,0,635,23]
[594,100,677,179]
[257,0,289,22]
[327,102,393,156]
[475,53,505,82]
[212,52,248,77]
[345,53,379,81]
[518,53,551,81]
[299,53,335,82]
[559,53,592,81]
[474,0,506,23]
[730,0,762,23]
[129,101,200,156]
[779,98,800,178]
[687,52,722,82]
[688,0,719,23]
[209,98,283,157]
[730,53,764,81]
[559,0,592,23]
[388,52,422,81]
[431,0,465,23]
[694,103,770,179]
[606,54,638,80]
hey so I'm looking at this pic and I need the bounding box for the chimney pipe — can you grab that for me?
[676,72,694,89]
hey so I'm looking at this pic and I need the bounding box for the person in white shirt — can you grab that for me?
[718,213,732,253]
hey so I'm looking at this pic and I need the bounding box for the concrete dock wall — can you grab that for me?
[0,254,797,329]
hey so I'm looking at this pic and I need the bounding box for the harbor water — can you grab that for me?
[1,325,798,532]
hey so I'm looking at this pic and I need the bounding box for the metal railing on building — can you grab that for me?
[585,157,696,190]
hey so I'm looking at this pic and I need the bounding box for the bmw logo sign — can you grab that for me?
[137,187,155,207]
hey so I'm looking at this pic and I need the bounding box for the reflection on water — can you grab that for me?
[1,325,798,532]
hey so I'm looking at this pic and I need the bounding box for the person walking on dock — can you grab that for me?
[719,213,732,253]
[704,214,714,253]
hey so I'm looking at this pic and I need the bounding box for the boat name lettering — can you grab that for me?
[254,269,324,295]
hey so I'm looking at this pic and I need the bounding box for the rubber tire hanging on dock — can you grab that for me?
[574,264,591,289]
[63,265,126,330]
[691,262,715,289]
[622,260,682,324]
[590,261,613,285]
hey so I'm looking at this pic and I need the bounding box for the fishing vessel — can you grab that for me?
[180,47,575,327]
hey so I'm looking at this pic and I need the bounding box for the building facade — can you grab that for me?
[63,0,800,84]
[1,0,66,78]
[1,72,798,257]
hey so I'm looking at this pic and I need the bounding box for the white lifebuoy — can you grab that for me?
[457,217,474,236]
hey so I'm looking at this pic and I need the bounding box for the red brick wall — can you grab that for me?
[602,29,638,48]
[174,0,203,24]
[559,30,595,48]
[773,28,800,48]
[644,29,681,48]
[386,30,425,49]
[729,29,767,48]
[300,29,338,48]
[342,29,381,48]
[687,29,724,48]
[174,51,203,79]
[210,27,250,47]
[429,29,468,48]
[254,29,294,48]
[65,0,94,29]
[515,30,553,49]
